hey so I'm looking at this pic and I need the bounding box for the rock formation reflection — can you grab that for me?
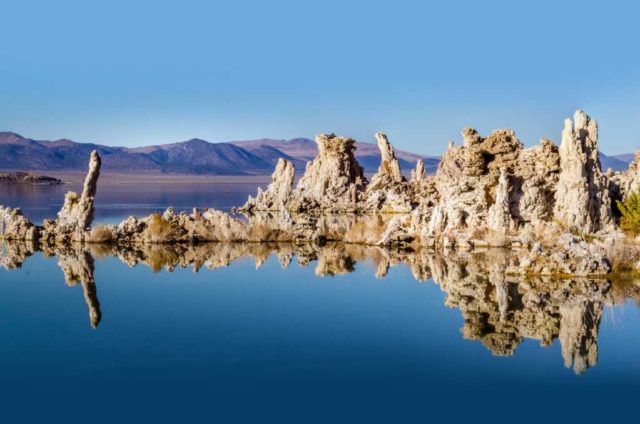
[2,240,639,373]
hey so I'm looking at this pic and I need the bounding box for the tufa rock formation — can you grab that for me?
[289,133,367,213]
[554,110,613,233]
[241,158,295,212]
[40,150,102,243]
[2,110,635,277]
[0,206,39,241]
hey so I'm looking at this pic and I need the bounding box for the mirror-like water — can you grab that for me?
[1,183,639,423]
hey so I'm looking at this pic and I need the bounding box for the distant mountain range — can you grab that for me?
[0,131,439,175]
[0,131,634,175]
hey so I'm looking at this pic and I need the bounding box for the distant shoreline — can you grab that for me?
[0,171,275,185]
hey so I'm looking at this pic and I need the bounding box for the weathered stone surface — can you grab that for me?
[487,168,512,232]
[41,150,102,243]
[554,110,613,233]
[289,133,367,213]
[614,151,640,199]
[0,206,39,240]
[364,133,413,213]
[518,233,611,276]
[4,110,634,277]
[241,158,295,212]
[410,159,426,184]
[424,128,524,237]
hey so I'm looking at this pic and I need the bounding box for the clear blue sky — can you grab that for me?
[1,0,639,155]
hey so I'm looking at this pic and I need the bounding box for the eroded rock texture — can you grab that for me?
[0,207,39,240]
[364,133,413,213]
[554,110,613,233]
[4,110,634,277]
[289,133,368,212]
[41,150,102,243]
[241,158,295,212]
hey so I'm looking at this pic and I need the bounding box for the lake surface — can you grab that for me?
[1,183,639,423]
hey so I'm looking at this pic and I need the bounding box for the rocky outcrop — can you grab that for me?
[241,158,295,212]
[487,168,512,232]
[41,150,102,243]
[288,133,367,213]
[518,234,611,276]
[364,133,413,213]
[0,206,39,241]
[4,110,635,277]
[614,151,640,199]
[554,110,613,233]
[423,128,524,238]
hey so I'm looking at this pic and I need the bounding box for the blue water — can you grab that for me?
[1,184,639,423]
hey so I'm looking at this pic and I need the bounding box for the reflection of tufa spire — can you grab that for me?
[3,240,621,371]
[57,247,102,329]
[559,301,602,374]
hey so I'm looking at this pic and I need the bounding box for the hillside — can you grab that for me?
[0,132,437,175]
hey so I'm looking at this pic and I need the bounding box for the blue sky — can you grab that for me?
[1,0,639,155]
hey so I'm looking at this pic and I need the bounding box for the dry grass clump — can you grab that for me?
[143,213,182,243]
[608,236,640,274]
[88,225,116,243]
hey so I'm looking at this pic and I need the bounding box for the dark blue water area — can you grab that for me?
[1,183,640,422]
[0,251,639,423]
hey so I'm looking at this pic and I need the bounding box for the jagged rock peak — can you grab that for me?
[57,150,101,232]
[291,133,367,212]
[410,159,426,183]
[616,151,640,199]
[373,132,404,184]
[554,110,613,233]
[241,158,295,211]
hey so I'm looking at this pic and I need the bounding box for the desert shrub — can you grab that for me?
[88,225,116,243]
[617,191,640,236]
[608,236,640,274]
[144,213,181,243]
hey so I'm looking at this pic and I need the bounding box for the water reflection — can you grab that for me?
[1,239,637,374]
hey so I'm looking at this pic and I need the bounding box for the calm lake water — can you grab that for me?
[1,183,640,423]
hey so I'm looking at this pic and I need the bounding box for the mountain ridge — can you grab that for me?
[0,131,633,175]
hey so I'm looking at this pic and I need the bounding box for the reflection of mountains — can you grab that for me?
[3,240,638,374]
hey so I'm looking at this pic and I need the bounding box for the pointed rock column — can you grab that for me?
[410,159,426,184]
[54,150,101,238]
[553,110,613,233]
[487,168,512,232]
[364,132,412,213]
[291,133,368,212]
[241,158,295,211]
[370,132,404,187]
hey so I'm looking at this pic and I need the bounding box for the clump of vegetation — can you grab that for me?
[89,225,116,243]
[608,237,640,274]
[144,213,182,243]
[617,191,640,236]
